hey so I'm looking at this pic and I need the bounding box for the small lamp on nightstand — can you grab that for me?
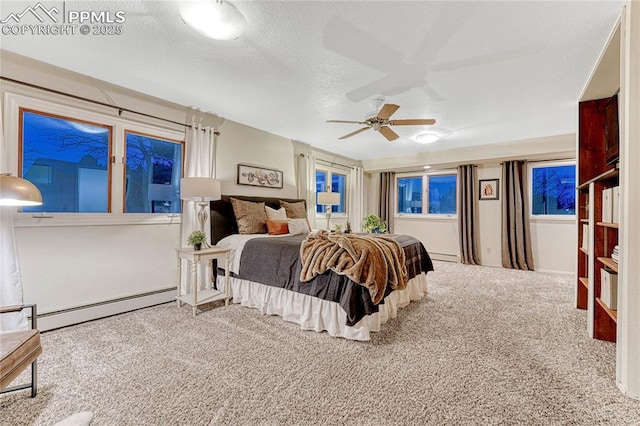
[180,177,222,246]
[317,187,340,231]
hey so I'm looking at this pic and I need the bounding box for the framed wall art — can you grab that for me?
[237,163,283,189]
[479,179,499,200]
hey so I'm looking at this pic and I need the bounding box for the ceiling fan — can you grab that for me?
[326,102,436,142]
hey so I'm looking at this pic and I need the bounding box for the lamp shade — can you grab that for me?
[0,174,43,206]
[317,191,340,206]
[180,177,221,201]
[179,0,247,41]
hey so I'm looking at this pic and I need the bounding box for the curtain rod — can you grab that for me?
[313,157,354,170]
[0,76,220,136]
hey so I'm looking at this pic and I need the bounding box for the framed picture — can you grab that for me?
[479,179,499,200]
[237,163,283,189]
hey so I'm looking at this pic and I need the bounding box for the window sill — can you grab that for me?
[395,214,457,221]
[13,213,183,228]
[529,215,576,223]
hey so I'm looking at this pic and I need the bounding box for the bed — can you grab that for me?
[210,195,433,341]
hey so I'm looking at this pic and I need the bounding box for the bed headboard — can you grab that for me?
[210,195,307,244]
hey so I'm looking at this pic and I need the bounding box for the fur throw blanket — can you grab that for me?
[299,230,408,304]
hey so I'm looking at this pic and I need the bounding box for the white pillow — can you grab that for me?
[265,205,287,220]
[287,218,311,235]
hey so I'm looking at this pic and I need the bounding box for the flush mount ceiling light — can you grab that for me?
[414,132,439,144]
[423,165,432,170]
[179,0,247,41]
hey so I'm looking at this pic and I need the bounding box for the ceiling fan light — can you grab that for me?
[414,133,439,144]
[180,0,247,41]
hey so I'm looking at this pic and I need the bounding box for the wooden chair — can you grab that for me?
[0,304,42,397]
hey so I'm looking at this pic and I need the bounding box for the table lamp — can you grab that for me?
[317,188,340,231]
[180,177,222,243]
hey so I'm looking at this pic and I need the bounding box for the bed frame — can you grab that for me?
[209,195,306,245]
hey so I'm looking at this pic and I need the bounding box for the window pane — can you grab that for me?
[21,110,111,213]
[125,132,183,213]
[397,177,423,213]
[428,175,457,214]
[315,170,327,213]
[531,165,576,215]
[331,173,346,213]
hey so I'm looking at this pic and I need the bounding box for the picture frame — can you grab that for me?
[479,179,499,200]
[237,163,283,189]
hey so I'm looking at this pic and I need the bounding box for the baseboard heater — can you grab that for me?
[429,252,459,262]
[37,287,176,332]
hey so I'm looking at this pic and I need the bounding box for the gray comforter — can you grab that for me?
[224,233,433,326]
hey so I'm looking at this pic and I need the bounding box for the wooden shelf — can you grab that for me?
[596,221,619,228]
[596,297,618,322]
[577,166,619,190]
[597,257,619,272]
[579,247,589,255]
[579,277,588,290]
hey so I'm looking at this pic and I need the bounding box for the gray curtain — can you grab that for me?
[501,161,534,270]
[378,171,395,234]
[457,165,480,265]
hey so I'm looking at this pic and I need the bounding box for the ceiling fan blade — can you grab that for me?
[339,127,371,140]
[389,119,436,126]
[377,104,400,120]
[327,120,368,124]
[379,126,399,142]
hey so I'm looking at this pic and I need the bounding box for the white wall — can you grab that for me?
[476,165,502,267]
[395,217,459,260]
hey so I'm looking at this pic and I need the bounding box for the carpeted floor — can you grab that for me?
[1,261,639,425]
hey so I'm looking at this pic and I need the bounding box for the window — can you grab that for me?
[428,174,457,214]
[530,162,576,216]
[124,131,183,213]
[315,168,347,214]
[17,104,185,216]
[20,109,112,213]
[398,177,423,213]
[396,173,457,216]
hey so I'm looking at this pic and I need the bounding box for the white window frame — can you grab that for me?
[314,165,348,218]
[395,170,458,219]
[528,159,577,222]
[5,92,185,227]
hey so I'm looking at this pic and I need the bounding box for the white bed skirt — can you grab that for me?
[228,273,428,341]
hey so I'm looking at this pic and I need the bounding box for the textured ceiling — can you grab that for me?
[0,1,625,161]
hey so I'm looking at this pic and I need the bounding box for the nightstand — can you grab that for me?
[175,246,232,317]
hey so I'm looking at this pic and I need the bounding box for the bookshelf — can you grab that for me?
[576,20,621,344]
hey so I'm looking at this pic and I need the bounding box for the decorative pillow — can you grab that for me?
[266,219,289,235]
[230,198,267,234]
[287,218,311,235]
[280,200,307,219]
[265,205,288,221]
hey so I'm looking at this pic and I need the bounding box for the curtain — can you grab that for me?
[348,166,364,232]
[0,104,28,331]
[292,141,316,227]
[458,164,480,265]
[378,171,395,234]
[180,124,217,291]
[501,160,534,270]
